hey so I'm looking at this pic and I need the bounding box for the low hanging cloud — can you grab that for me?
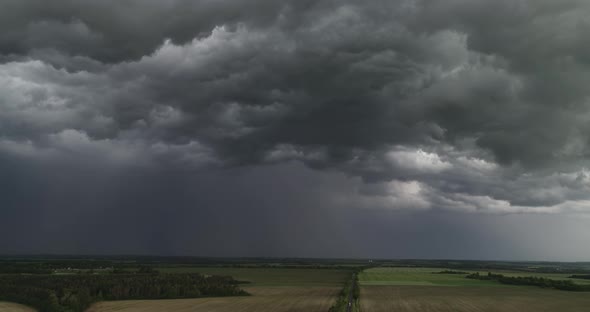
[1,0,590,216]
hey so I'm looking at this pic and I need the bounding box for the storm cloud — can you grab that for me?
[1,0,590,259]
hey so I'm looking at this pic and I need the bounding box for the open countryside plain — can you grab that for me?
[87,268,349,312]
[88,287,338,312]
[360,267,590,312]
[360,267,590,286]
[155,267,350,286]
[361,286,590,312]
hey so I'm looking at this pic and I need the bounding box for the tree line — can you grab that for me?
[466,272,590,291]
[0,273,249,312]
[433,270,469,274]
[329,270,361,312]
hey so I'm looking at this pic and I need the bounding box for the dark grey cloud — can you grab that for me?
[0,0,318,63]
[1,0,590,258]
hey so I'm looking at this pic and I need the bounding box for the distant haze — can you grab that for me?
[1,0,590,261]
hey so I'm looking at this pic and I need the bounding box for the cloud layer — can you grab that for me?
[2,0,590,258]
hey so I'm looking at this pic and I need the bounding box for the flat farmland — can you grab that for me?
[359,267,590,286]
[86,267,349,311]
[360,267,590,312]
[361,285,590,312]
[156,267,351,286]
[87,286,339,312]
[360,267,496,286]
[0,302,35,312]
[491,271,590,285]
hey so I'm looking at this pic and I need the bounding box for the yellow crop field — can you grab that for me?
[0,302,35,312]
[87,286,339,312]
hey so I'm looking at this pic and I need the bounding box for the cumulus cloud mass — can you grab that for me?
[2,0,590,260]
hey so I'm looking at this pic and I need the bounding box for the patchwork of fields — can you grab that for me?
[359,267,590,312]
[4,265,590,312]
[360,267,496,286]
[360,286,590,312]
[88,287,339,312]
[86,268,349,312]
[156,267,350,287]
[359,267,590,286]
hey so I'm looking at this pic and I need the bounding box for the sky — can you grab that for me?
[1,0,590,261]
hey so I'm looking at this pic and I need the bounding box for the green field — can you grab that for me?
[156,267,351,287]
[361,286,590,312]
[360,267,590,311]
[359,267,590,286]
[360,267,496,286]
[87,286,339,312]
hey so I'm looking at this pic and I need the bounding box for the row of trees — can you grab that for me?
[569,275,590,280]
[0,273,249,312]
[466,272,590,291]
[0,261,361,274]
[0,259,115,273]
[329,271,361,312]
[0,263,53,274]
[433,270,468,274]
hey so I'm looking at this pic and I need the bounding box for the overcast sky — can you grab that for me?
[1,0,590,261]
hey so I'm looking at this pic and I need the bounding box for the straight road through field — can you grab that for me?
[346,273,356,312]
